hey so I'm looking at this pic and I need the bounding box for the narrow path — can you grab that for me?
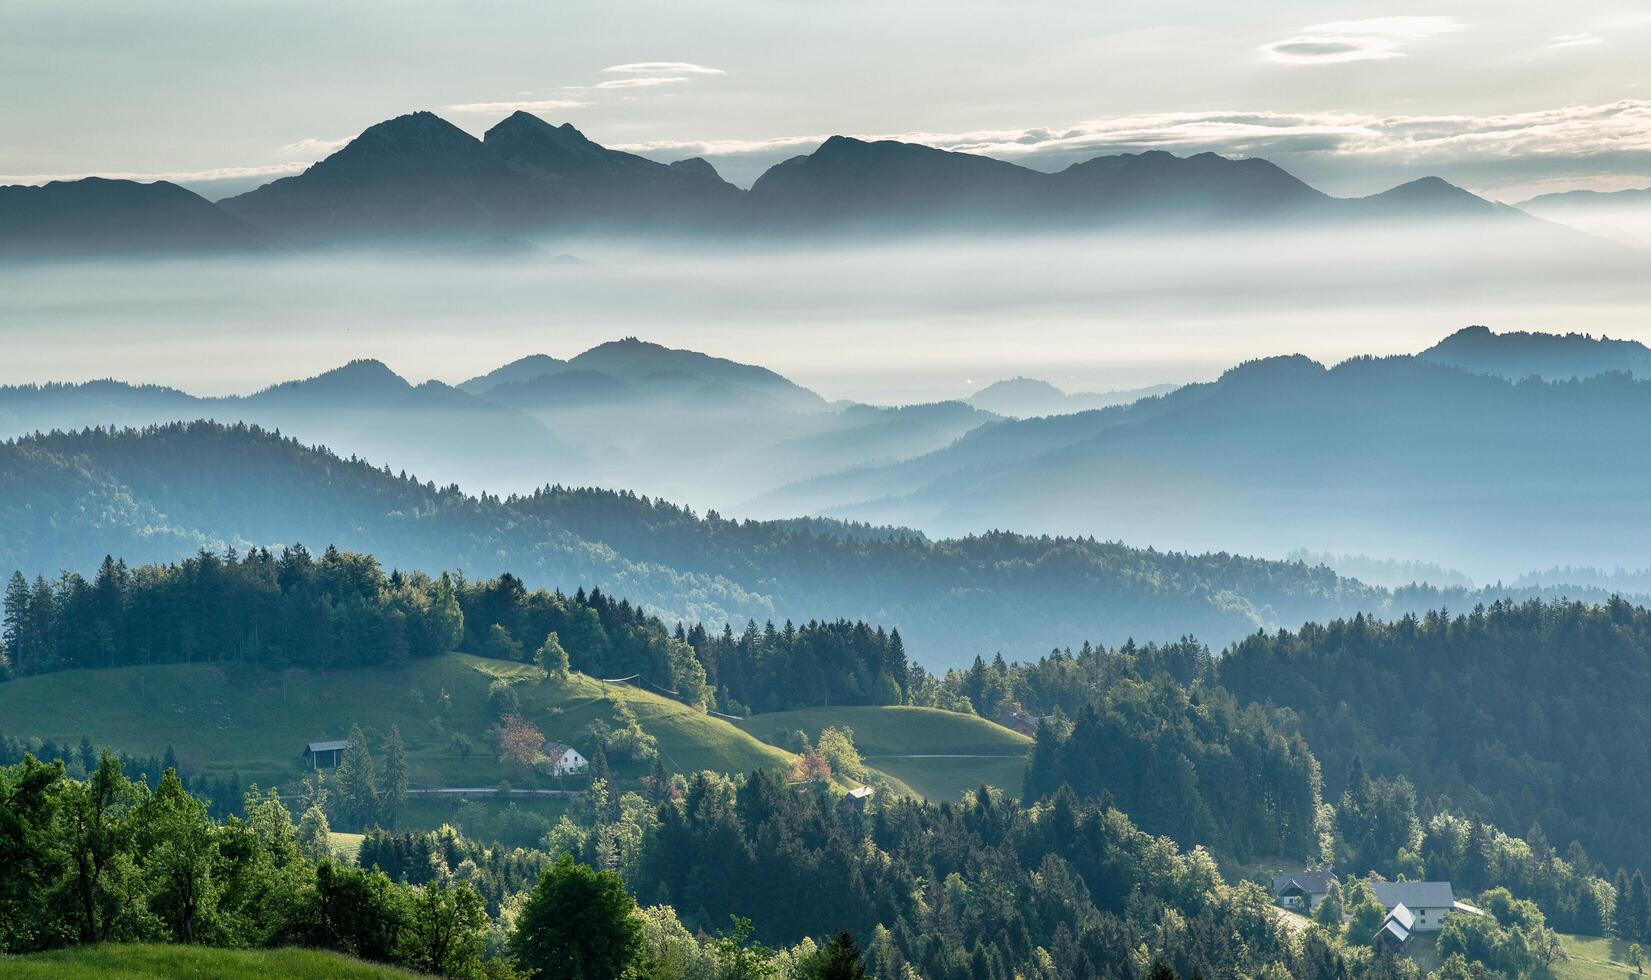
[863,754,1028,759]
[406,787,585,797]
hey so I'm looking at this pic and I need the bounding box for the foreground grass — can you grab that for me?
[0,654,795,798]
[0,943,422,978]
[735,704,1032,801]
[1554,933,1643,980]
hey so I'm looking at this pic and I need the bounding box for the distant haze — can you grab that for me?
[3,227,1647,404]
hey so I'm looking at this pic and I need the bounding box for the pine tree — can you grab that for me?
[336,724,380,830]
[381,726,409,829]
[2,572,29,676]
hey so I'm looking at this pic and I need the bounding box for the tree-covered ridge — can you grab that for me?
[0,548,918,718]
[1216,598,1651,872]
[1024,678,1322,863]
[0,420,1421,664]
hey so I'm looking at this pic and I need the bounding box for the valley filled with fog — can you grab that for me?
[5,218,1646,405]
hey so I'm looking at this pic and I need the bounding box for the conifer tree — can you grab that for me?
[336,724,380,830]
[381,726,409,829]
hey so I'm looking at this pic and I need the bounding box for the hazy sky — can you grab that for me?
[3,0,1650,200]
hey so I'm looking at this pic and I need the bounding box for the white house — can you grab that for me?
[1368,882,1461,932]
[542,742,589,776]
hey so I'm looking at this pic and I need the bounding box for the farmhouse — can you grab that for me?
[1271,869,1338,911]
[303,739,349,769]
[542,742,588,776]
[1368,881,1461,932]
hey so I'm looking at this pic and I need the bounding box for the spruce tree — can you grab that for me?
[336,724,380,830]
[381,726,409,829]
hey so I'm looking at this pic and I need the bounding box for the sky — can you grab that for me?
[3,0,1650,201]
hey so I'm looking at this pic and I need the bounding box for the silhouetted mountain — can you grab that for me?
[458,354,569,393]
[12,111,1552,254]
[0,177,273,257]
[0,358,585,495]
[1521,185,1651,209]
[1051,150,1329,221]
[553,338,820,410]
[1421,324,1651,380]
[1355,175,1507,219]
[967,377,1178,418]
[748,135,1049,226]
[482,111,738,225]
[220,111,524,243]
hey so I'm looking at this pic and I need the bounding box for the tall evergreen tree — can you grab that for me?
[380,726,409,830]
[336,724,379,831]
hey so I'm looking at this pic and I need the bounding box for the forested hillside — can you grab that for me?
[0,421,1411,663]
[1216,599,1651,873]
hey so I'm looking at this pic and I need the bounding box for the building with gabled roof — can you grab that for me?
[1271,869,1339,911]
[541,741,588,776]
[304,739,350,769]
[1369,881,1457,932]
[1376,903,1416,949]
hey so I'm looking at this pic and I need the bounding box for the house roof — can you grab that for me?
[1370,881,1455,909]
[1271,870,1337,895]
[1386,903,1416,930]
[846,786,874,800]
[1378,917,1412,945]
[306,739,350,753]
[543,742,575,763]
[1453,901,1486,916]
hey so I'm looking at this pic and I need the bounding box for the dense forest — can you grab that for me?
[1216,599,1651,873]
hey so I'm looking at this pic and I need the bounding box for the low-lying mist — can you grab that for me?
[3,220,1645,405]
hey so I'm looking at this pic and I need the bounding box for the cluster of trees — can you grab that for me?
[1023,677,1322,862]
[1216,599,1651,873]
[0,732,246,821]
[0,754,492,976]
[683,619,911,714]
[1,547,462,676]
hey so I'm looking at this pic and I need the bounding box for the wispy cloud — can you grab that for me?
[602,62,725,76]
[443,98,593,114]
[1261,16,1463,65]
[1548,32,1603,48]
[281,136,351,157]
[593,76,691,91]
[614,100,1651,193]
[0,163,307,188]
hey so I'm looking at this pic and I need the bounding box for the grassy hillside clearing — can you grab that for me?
[0,943,422,978]
[735,705,1032,801]
[1554,934,1643,980]
[0,653,795,795]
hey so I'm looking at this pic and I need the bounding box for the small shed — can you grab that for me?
[841,785,875,812]
[304,739,350,769]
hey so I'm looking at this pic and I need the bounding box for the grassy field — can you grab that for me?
[0,944,421,978]
[735,704,1032,801]
[1554,933,1643,980]
[0,654,795,799]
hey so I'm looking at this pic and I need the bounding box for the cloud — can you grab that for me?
[593,76,692,90]
[614,100,1651,193]
[281,136,351,157]
[0,163,307,188]
[602,62,725,75]
[1548,32,1603,48]
[443,98,593,114]
[1262,15,1462,65]
[1261,35,1405,64]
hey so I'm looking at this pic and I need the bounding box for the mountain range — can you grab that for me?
[0,338,994,507]
[751,326,1651,578]
[1,110,1548,255]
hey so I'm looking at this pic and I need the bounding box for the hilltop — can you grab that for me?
[0,653,793,791]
